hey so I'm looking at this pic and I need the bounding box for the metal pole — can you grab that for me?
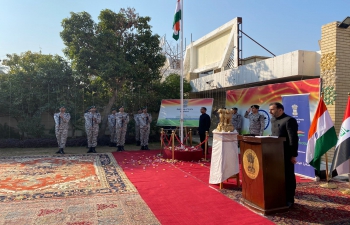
[172,130,175,161]
[205,131,209,161]
[180,0,184,148]
[160,128,164,148]
[325,152,329,182]
[190,128,192,146]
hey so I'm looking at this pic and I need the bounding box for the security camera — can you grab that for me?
[206,79,214,84]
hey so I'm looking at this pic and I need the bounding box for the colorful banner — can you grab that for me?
[226,78,320,135]
[282,94,315,179]
[157,98,214,127]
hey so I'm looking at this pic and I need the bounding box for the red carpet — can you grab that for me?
[113,150,274,225]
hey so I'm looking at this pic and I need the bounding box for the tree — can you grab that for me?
[60,8,166,137]
[158,73,192,100]
[0,51,80,138]
[0,63,8,75]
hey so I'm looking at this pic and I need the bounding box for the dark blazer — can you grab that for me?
[270,113,299,160]
[198,113,211,134]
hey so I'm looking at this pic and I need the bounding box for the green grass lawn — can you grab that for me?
[0,142,164,157]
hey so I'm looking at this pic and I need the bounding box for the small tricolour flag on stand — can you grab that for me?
[330,95,350,176]
[172,0,181,41]
[306,98,338,171]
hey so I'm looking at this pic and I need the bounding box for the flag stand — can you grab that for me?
[320,152,337,189]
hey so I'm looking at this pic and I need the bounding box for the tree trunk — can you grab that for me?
[99,88,118,137]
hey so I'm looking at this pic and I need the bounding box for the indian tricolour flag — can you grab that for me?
[330,95,350,176]
[172,0,181,41]
[306,98,338,171]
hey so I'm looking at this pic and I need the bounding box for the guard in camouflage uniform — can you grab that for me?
[244,105,265,136]
[139,107,152,150]
[108,108,117,147]
[115,106,129,151]
[134,108,142,146]
[84,106,101,153]
[231,107,243,134]
[54,106,71,154]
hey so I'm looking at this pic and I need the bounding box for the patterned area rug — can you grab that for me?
[0,153,159,225]
[220,181,350,225]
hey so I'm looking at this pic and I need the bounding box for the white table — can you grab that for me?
[209,131,239,184]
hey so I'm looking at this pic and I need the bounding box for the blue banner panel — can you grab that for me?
[282,94,315,179]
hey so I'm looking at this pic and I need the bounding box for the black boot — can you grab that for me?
[145,145,149,150]
[92,147,97,153]
[117,146,122,152]
[141,145,145,150]
[121,146,125,151]
[87,147,94,153]
[136,141,141,146]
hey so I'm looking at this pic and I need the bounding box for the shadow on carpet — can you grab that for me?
[0,153,159,225]
[220,181,350,225]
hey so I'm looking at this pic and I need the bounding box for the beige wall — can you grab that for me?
[196,30,230,69]
[320,21,350,163]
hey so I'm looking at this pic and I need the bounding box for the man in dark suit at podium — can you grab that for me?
[198,107,211,154]
[269,102,298,208]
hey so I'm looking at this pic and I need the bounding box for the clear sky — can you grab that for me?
[1,0,349,61]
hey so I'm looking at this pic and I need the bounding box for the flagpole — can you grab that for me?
[319,92,337,189]
[180,0,184,148]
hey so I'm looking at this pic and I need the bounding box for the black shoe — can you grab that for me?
[92,147,97,153]
[121,146,125,151]
[117,146,122,152]
[136,141,141,146]
[56,148,65,154]
[87,147,94,153]
[141,145,145,150]
[145,145,149,150]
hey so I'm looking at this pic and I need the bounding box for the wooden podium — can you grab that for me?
[238,135,289,215]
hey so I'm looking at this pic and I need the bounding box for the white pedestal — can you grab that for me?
[209,131,239,184]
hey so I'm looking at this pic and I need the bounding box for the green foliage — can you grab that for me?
[60,8,166,135]
[17,116,45,138]
[0,51,82,138]
[159,73,192,99]
[0,123,20,139]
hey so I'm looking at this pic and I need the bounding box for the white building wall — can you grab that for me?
[190,50,320,92]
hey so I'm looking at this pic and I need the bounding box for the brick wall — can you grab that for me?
[320,21,350,163]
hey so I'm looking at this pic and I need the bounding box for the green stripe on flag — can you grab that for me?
[173,10,181,26]
[309,126,338,171]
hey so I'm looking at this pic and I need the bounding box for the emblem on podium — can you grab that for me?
[243,149,259,179]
